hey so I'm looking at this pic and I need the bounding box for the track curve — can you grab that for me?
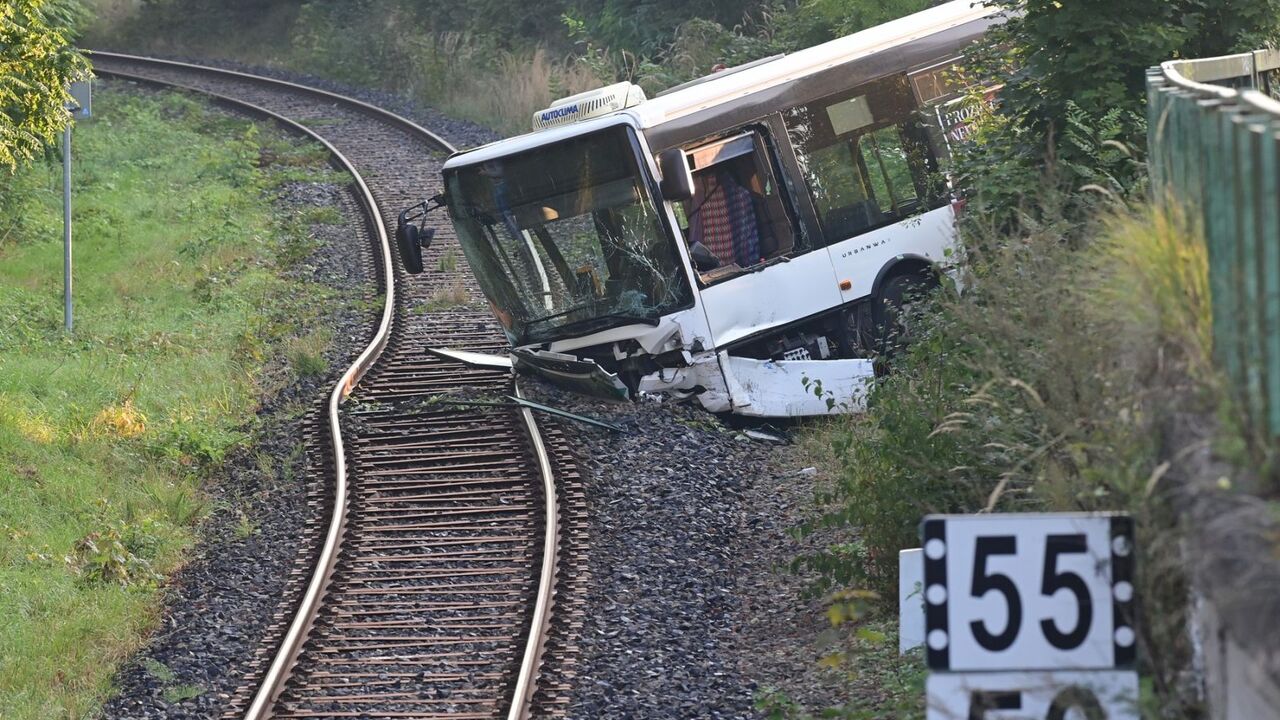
[91,52,586,720]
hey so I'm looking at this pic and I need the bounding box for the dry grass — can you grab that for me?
[90,398,148,439]
[423,282,472,312]
[426,42,609,136]
[1091,201,1213,378]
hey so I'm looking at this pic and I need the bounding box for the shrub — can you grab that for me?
[0,0,91,170]
[802,200,1211,591]
[795,200,1213,714]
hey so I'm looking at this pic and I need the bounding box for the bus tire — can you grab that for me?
[872,267,937,362]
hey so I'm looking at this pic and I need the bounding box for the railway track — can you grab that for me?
[91,53,588,719]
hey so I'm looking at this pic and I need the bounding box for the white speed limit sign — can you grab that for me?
[926,670,1139,720]
[921,514,1136,672]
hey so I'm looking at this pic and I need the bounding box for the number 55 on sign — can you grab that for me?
[921,514,1136,673]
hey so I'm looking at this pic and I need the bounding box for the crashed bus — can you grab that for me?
[397,0,1002,417]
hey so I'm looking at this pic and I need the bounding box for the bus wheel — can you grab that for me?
[872,269,937,365]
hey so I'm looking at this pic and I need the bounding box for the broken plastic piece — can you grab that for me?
[511,348,630,402]
[427,346,514,369]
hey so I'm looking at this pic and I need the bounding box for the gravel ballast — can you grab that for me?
[522,381,852,718]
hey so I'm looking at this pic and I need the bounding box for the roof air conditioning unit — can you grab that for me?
[531,82,647,131]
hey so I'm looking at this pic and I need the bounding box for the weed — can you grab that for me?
[422,282,471,312]
[255,450,275,477]
[233,510,257,540]
[140,658,176,683]
[90,397,148,439]
[284,328,333,379]
[437,248,458,273]
[162,684,203,703]
[145,484,207,527]
[299,205,342,225]
[66,523,161,587]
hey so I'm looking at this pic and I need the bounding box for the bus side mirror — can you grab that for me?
[657,148,694,201]
[395,194,446,275]
[396,221,434,274]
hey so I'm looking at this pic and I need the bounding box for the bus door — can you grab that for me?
[669,126,842,349]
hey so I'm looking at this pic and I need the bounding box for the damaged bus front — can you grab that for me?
[441,118,774,414]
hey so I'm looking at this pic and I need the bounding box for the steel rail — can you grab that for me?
[91,55,560,720]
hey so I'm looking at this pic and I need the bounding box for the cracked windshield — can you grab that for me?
[446,127,692,345]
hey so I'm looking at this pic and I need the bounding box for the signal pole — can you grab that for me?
[62,122,73,332]
[63,80,91,333]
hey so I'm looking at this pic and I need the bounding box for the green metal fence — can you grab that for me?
[1148,49,1280,445]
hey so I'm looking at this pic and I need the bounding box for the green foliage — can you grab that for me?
[766,0,930,50]
[634,17,775,92]
[951,97,1148,235]
[797,202,1214,714]
[0,0,91,171]
[85,0,940,132]
[953,0,1280,228]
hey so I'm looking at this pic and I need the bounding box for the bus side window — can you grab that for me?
[677,128,798,282]
[783,74,938,247]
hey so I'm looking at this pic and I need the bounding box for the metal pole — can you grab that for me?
[63,123,72,332]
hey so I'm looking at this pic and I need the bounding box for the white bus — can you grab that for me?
[398,0,1002,416]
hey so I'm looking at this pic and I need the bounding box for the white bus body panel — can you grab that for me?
[828,205,957,303]
[719,353,872,416]
[628,0,997,129]
[699,248,844,348]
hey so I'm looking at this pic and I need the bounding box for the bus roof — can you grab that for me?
[629,0,999,130]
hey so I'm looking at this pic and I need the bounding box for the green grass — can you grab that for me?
[299,205,343,226]
[0,86,337,718]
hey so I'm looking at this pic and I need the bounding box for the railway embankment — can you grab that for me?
[0,82,366,718]
[776,201,1280,717]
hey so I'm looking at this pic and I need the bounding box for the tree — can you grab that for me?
[0,0,91,171]
[952,0,1280,230]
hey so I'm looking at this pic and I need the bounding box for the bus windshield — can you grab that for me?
[446,126,692,345]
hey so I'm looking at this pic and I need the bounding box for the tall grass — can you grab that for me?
[86,1,612,136]
[428,44,607,136]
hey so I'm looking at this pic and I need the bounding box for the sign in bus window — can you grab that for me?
[825,95,874,136]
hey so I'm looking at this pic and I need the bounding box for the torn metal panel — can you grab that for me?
[427,346,514,369]
[699,250,844,348]
[720,352,872,417]
[511,348,631,402]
